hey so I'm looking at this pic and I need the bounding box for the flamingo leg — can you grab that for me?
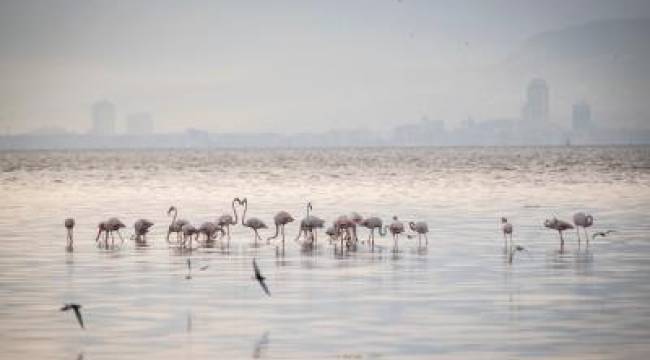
[281,224,285,244]
[425,233,429,247]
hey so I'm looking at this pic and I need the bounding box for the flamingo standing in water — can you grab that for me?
[573,212,594,246]
[267,211,294,245]
[544,217,574,252]
[386,216,405,251]
[167,206,189,244]
[96,217,126,246]
[198,221,223,243]
[409,221,429,247]
[64,218,75,251]
[239,198,267,244]
[217,198,240,240]
[359,216,385,248]
[294,202,324,244]
[348,212,364,244]
[181,223,199,247]
[334,215,356,250]
[501,217,513,249]
[133,219,154,243]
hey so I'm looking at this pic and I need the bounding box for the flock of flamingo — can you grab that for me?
[63,197,430,253]
[63,197,609,257]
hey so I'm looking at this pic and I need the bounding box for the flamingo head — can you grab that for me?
[501,217,508,223]
[167,206,176,215]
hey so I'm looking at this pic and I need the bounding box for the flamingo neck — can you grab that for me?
[231,200,238,224]
[241,200,248,225]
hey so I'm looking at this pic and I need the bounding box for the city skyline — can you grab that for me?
[1,1,650,137]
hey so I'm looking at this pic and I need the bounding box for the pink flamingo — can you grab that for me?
[217,198,240,240]
[544,217,574,252]
[267,211,294,244]
[239,198,267,243]
[573,212,594,246]
[167,206,189,244]
[64,218,75,251]
[359,216,386,248]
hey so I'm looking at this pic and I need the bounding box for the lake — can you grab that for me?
[1,146,649,359]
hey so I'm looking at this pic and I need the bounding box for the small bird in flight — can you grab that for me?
[61,303,84,329]
[252,258,271,297]
[592,230,616,239]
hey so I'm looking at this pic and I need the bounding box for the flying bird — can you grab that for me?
[592,230,616,239]
[252,258,271,297]
[61,303,84,329]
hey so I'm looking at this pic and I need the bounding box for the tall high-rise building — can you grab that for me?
[91,100,116,135]
[522,78,549,126]
[126,113,154,135]
[572,101,592,131]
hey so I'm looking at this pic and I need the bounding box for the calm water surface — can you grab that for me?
[1,146,649,359]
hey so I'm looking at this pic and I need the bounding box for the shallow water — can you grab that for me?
[1,146,649,359]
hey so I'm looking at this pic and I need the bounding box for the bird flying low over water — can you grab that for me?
[252,258,271,297]
[592,230,616,239]
[61,303,84,329]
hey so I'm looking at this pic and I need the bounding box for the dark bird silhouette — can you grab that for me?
[61,303,84,329]
[592,230,616,239]
[252,258,271,297]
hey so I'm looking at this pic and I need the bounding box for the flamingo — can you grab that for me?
[239,198,267,243]
[167,206,189,244]
[501,217,513,249]
[544,217,574,252]
[133,219,154,243]
[181,223,199,247]
[294,202,324,244]
[267,211,294,244]
[386,216,405,251]
[348,212,364,243]
[409,221,429,247]
[573,212,594,246]
[95,221,109,243]
[217,198,240,240]
[64,218,75,251]
[359,216,385,248]
[334,215,356,249]
[96,217,125,246]
[198,221,224,242]
[325,225,338,242]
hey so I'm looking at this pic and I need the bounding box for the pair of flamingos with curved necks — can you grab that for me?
[165,198,430,250]
[166,198,261,247]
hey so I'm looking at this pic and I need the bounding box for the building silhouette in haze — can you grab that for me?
[521,78,549,127]
[572,101,593,131]
[90,100,116,135]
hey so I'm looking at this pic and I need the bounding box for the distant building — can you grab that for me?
[521,78,549,126]
[572,101,593,132]
[126,113,154,135]
[91,100,116,135]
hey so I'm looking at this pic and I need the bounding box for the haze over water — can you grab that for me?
[1,146,649,359]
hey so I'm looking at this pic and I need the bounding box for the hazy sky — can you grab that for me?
[1,0,649,134]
